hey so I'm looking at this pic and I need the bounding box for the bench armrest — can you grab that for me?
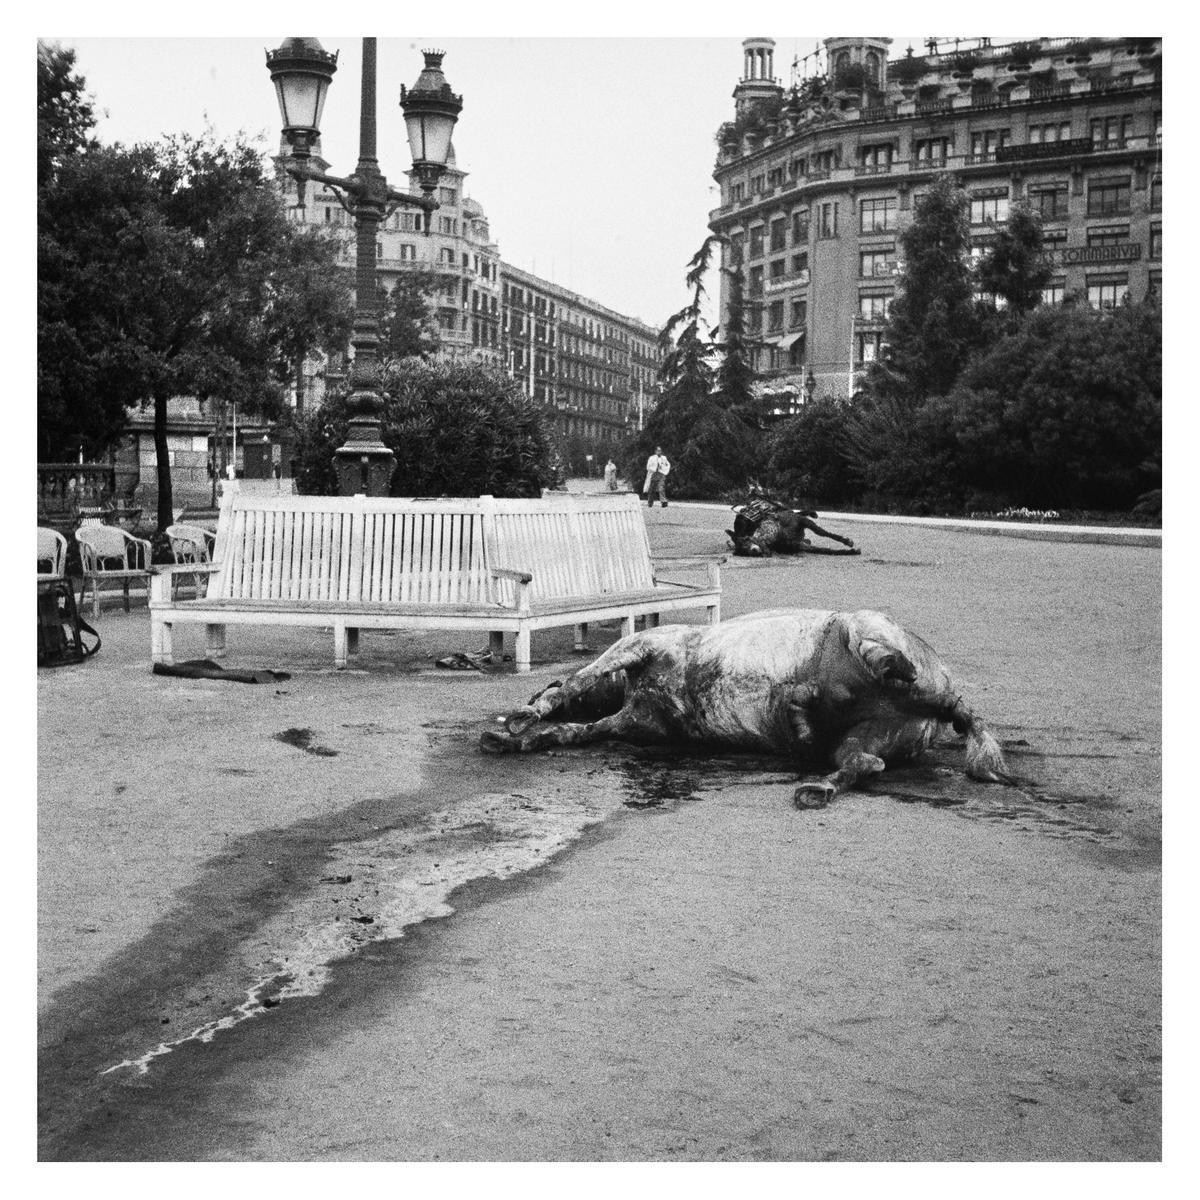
[651,555,728,569]
[490,567,534,585]
[151,563,220,575]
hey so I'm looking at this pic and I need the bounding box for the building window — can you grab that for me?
[913,137,951,167]
[767,300,785,332]
[790,298,808,328]
[438,186,457,205]
[859,294,891,320]
[856,331,885,363]
[1028,121,1071,144]
[1149,225,1162,261]
[769,258,786,280]
[1087,225,1130,248]
[1150,177,1162,212]
[729,182,745,204]
[815,148,840,173]
[750,174,765,195]
[767,167,785,190]
[970,191,1010,224]
[818,201,839,238]
[865,51,881,86]
[789,157,807,179]
[439,248,455,265]
[748,265,764,297]
[969,129,1010,160]
[860,247,895,278]
[792,251,809,278]
[398,243,415,261]
[1087,278,1129,309]
[728,231,745,265]
[770,217,787,252]
[1087,178,1131,217]
[1041,279,1066,306]
[1030,184,1069,220]
[749,225,765,258]
[1090,114,1133,149]
[1154,111,1162,146]
[792,208,810,243]
[439,216,457,235]
[859,197,897,233]
[860,143,894,172]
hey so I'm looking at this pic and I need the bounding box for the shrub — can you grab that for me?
[292,359,558,498]
[762,396,858,506]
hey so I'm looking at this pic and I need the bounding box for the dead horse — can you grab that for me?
[480,608,1008,808]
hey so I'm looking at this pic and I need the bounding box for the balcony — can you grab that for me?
[855,162,893,176]
[911,158,948,172]
[915,98,953,115]
[995,137,1094,163]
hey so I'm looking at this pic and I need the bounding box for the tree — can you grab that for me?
[292,359,557,499]
[867,172,982,402]
[974,201,1052,318]
[948,299,1161,510]
[377,268,441,369]
[37,42,96,189]
[38,120,352,529]
[763,395,857,506]
[621,235,763,498]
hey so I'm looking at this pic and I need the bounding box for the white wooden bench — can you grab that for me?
[149,490,722,672]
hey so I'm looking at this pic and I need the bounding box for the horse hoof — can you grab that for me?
[793,781,835,809]
[480,729,517,754]
[505,706,542,735]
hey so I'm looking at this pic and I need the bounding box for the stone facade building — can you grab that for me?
[709,36,1163,403]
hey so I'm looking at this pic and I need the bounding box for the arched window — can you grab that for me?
[834,51,850,78]
[865,51,881,86]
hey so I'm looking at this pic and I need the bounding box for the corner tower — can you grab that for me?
[734,37,784,116]
[823,36,893,89]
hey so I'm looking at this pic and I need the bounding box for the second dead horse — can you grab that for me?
[728,497,860,558]
[482,608,1009,809]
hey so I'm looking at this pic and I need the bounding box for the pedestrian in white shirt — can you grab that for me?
[643,447,670,508]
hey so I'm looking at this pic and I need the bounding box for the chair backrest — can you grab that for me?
[37,527,67,579]
[210,494,497,606]
[486,493,655,603]
[76,525,145,570]
[165,524,215,565]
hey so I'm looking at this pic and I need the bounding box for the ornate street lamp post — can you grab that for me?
[266,37,462,496]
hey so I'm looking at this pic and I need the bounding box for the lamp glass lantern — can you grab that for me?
[400,50,463,193]
[266,38,339,149]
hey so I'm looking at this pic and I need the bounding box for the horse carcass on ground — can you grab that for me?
[481,608,1007,808]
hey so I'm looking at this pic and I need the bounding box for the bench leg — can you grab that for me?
[205,624,227,659]
[489,631,505,660]
[574,623,588,651]
[514,629,532,674]
[123,580,131,613]
[707,600,721,625]
[153,617,174,665]
[333,621,348,669]
[620,614,635,640]
[347,628,360,657]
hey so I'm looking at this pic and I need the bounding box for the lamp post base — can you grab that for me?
[333,441,395,497]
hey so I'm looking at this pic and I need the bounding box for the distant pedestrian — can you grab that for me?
[604,458,618,492]
[643,447,670,508]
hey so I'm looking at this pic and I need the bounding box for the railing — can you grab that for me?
[855,162,893,176]
[996,137,1094,162]
[915,98,953,115]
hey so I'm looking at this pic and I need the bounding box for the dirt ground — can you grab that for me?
[36,506,1161,1161]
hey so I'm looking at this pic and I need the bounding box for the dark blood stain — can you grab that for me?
[273,728,338,757]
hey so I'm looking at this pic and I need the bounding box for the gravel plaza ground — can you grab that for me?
[35,498,1163,1164]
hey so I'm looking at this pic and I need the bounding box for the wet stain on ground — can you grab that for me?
[273,728,338,757]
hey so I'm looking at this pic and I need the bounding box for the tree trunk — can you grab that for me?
[294,354,306,418]
[153,390,173,532]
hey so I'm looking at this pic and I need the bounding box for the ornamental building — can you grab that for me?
[278,143,661,465]
[709,36,1163,403]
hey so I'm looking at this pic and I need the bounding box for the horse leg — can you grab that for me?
[798,516,857,550]
[501,632,667,735]
[481,704,660,755]
[793,733,887,809]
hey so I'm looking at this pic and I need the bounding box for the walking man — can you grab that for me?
[643,446,670,508]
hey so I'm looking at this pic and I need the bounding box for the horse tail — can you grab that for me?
[951,699,1009,782]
